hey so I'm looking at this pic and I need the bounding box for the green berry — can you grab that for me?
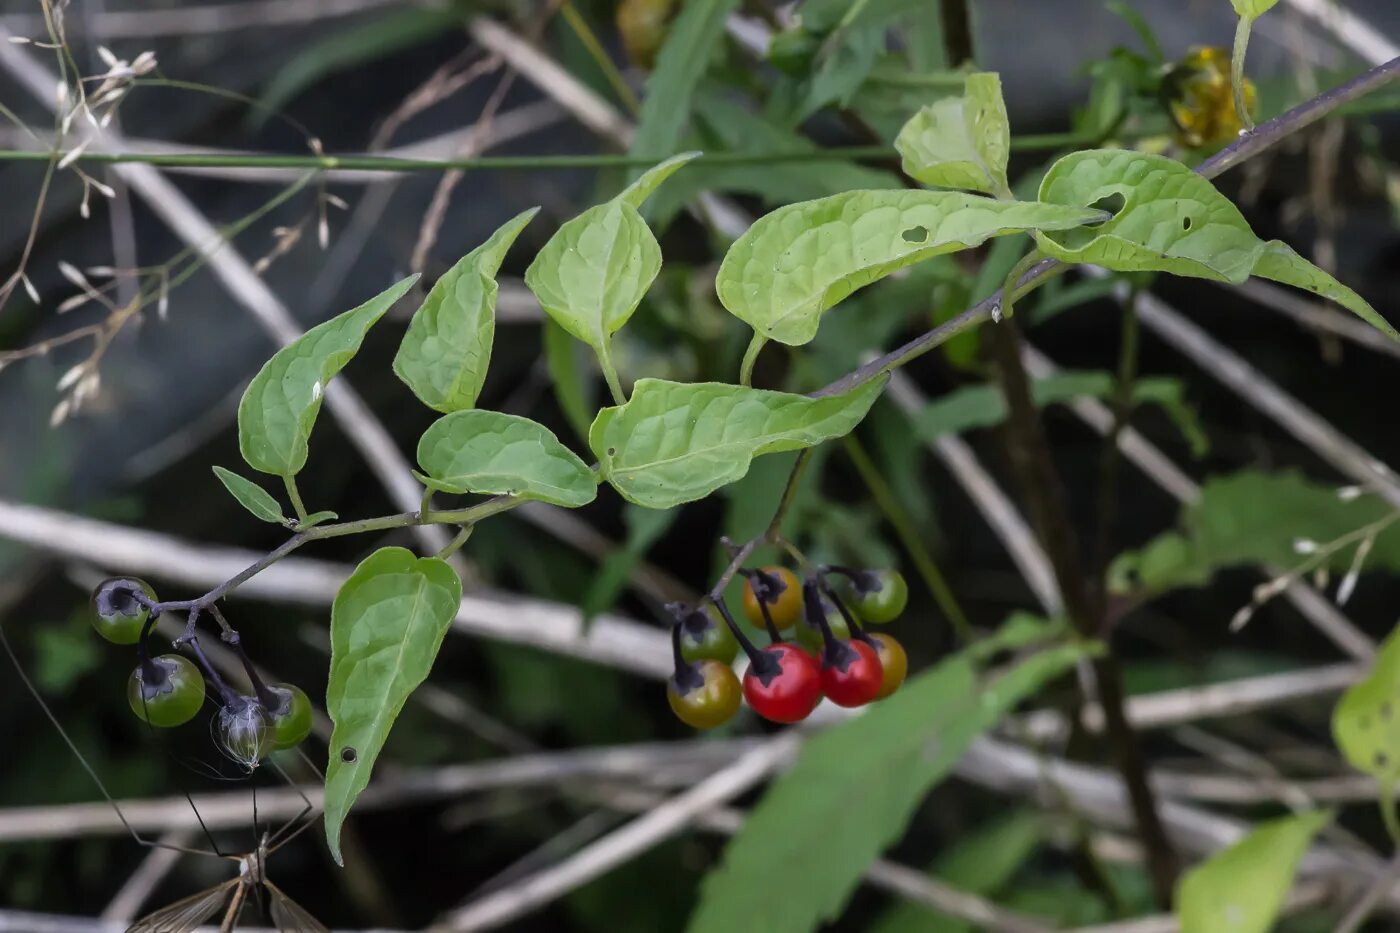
[127,655,204,727]
[849,570,908,624]
[266,684,313,750]
[678,605,739,665]
[91,577,157,645]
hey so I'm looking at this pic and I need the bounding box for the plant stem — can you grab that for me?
[983,319,1178,906]
[766,450,812,538]
[1090,288,1142,607]
[597,339,627,406]
[283,475,310,524]
[841,435,972,644]
[1231,15,1256,132]
[738,333,766,388]
[436,525,475,560]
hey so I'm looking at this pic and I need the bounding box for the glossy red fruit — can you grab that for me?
[742,643,821,723]
[820,639,884,708]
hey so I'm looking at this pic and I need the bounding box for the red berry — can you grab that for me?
[742,643,821,723]
[820,639,884,707]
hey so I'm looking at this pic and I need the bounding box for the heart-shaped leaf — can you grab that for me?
[895,72,1010,195]
[1035,149,1263,282]
[1174,810,1330,933]
[415,409,597,508]
[393,208,538,413]
[238,276,418,476]
[716,190,1103,346]
[324,546,461,865]
[590,377,886,508]
[211,466,287,525]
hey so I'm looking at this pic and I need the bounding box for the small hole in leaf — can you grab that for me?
[1376,751,1390,768]
[1182,216,1193,231]
[340,747,358,763]
[607,447,616,457]
[901,226,928,244]
[1085,192,1126,227]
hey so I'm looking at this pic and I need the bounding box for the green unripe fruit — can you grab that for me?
[127,655,204,727]
[91,577,157,644]
[849,569,908,624]
[795,598,850,653]
[266,683,314,750]
[678,605,739,665]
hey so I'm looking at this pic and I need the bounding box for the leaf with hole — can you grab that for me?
[716,190,1103,345]
[1333,625,1400,806]
[238,276,418,477]
[415,410,596,508]
[324,546,461,865]
[1252,241,1399,341]
[686,639,1094,933]
[393,208,538,413]
[895,72,1010,195]
[211,466,288,525]
[1174,810,1329,933]
[590,377,885,509]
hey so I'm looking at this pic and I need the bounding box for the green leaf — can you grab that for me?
[393,208,539,413]
[256,8,456,121]
[686,640,1092,933]
[895,72,1010,195]
[524,156,695,364]
[914,371,1208,457]
[238,276,418,477]
[628,0,738,170]
[580,505,679,622]
[1174,810,1330,933]
[590,377,885,509]
[297,510,339,529]
[1109,470,1400,596]
[1034,149,1264,283]
[1230,0,1278,18]
[211,466,287,525]
[415,409,597,508]
[324,546,461,865]
[1333,625,1400,788]
[716,190,1103,346]
[870,810,1044,933]
[1252,241,1399,341]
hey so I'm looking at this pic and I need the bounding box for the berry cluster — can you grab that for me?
[90,577,313,768]
[666,565,910,729]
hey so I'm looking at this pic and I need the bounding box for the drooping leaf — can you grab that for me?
[895,72,1010,195]
[524,155,697,360]
[324,547,461,865]
[1229,0,1278,17]
[716,190,1103,346]
[1174,810,1330,933]
[238,276,418,477]
[580,504,679,622]
[628,0,738,178]
[1333,625,1400,789]
[590,377,886,508]
[686,640,1093,933]
[1109,470,1400,596]
[211,466,287,525]
[393,209,539,413]
[1251,241,1399,341]
[870,810,1044,933]
[415,410,597,508]
[1035,149,1264,282]
[914,371,1208,457]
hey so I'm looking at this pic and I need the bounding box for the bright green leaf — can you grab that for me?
[1109,470,1400,596]
[590,377,886,509]
[238,276,418,477]
[297,510,339,529]
[686,640,1093,933]
[415,410,597,508]
[1175,810,1330,933]
[211,466,287,525]
[1230,0,1278,18]
[1333,625,1400,789]
[895,72,1010,195]
[914,371,1208,457]
[1252,241,1399,341]
[393,208,539,413]
[324,546,461,865]
[523,156,694,366]
[1035,149,1264,283]
[716,190,1103,345]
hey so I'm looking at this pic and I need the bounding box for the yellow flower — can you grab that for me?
[1161,46,1257,148]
